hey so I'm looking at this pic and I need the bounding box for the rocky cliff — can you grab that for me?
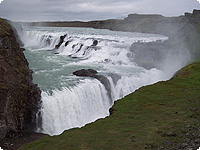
[98,10,200,37]
[0,18,41,140]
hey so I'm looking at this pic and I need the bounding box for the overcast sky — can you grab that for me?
[0,0,200,21]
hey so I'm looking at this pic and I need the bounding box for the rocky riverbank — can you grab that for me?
[0,18,42,149]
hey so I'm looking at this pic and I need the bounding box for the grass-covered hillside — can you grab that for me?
[19,60,200,150]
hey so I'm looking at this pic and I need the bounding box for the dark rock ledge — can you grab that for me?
[0,18,43,149]
[73,69,112,102]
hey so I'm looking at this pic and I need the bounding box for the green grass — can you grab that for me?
[19,61,200,150]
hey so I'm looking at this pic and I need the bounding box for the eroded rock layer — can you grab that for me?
[0,18,41,139]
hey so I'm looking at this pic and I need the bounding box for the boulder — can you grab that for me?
[91,40,98,46]
[73,69,97,76]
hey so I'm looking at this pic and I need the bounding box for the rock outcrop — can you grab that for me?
[91,40,98,46]
[73,69,111,101]
[0,18,41,140]
[73,69,98,76]
[55,34,67,49]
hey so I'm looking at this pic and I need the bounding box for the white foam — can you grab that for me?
[108,68,166,100]
[37,67,166,136]
[37,79,110,135]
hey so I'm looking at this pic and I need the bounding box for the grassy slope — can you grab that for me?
[19,61,200,150]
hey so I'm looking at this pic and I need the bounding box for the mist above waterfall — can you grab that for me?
[130,41,191,79]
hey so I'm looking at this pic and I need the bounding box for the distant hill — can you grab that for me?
[21,9,200,59]
[21,10,200,37]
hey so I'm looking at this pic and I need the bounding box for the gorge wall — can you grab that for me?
[0,18,41,139]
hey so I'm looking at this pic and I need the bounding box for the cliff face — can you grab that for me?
[0,18,41,139]
[107,10,200,59]
[100,11,199,37]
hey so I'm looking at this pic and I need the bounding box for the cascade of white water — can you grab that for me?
[22,26,180,136]
[37,79,111,135]
[107,68,165,100]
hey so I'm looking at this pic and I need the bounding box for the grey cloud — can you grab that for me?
[0,0,200,21]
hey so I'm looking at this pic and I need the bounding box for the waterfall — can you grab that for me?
[22,26,173,136]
